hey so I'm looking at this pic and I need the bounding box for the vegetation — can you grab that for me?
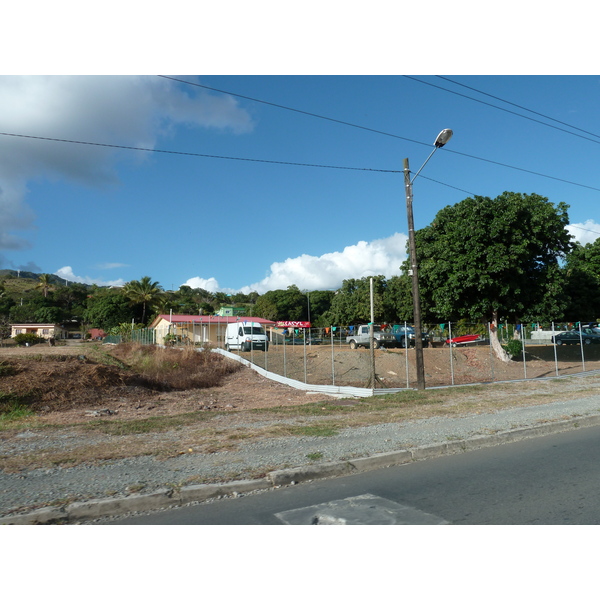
[0,190,597,338]
[412,192,573,360]
[110,343,242,390]
[13,333,44,346]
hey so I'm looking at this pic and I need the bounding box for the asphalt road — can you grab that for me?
[110,423,600,525]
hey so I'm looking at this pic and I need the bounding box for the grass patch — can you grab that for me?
[0,392,35,424]
[307,452,324,460]
[82,411,215,435]
[289,424,340,437]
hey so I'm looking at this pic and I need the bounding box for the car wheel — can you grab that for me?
[373,340,380,349]
[225,344,230,352]
[556,339,563,345]
[349,340,357,350]
[585,338,592,345]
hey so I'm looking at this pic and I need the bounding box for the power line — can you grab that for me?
[436,75,600,141]
[0,131,399,174]
[157,75,431,148]
[405,75,600,146]
[160,75,600,193]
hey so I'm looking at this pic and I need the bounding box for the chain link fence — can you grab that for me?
[105,320,600,389]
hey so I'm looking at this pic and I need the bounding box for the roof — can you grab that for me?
[10,323,66,328]
[150,315,276,328]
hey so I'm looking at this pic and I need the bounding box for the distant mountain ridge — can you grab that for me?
[0,270,70,286]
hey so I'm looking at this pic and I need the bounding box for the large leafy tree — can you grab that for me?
[123,276,163,324]
[562,239,600,321]
[253,285,306,321]
[322,276,389,325]
[84,291,136,330]
[414,192,573,360]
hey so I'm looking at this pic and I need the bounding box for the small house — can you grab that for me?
[149,315,276,346]
[10,323,68,340]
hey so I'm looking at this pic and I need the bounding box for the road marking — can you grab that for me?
[275,493,449,525]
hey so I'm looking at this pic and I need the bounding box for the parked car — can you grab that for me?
[551,329,600,346]
[445,334,484,347]
[391,325,430,348]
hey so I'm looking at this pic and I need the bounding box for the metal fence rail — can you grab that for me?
[108,321,600,390]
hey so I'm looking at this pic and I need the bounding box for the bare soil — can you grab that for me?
[1,341,599,428]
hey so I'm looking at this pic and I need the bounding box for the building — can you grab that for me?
[11,323,68,340]
[216,305,247,317]
[149,315,276,346]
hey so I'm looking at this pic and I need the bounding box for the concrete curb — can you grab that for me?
[2,414,600,525]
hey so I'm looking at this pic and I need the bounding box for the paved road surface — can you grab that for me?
[110,424,600,525]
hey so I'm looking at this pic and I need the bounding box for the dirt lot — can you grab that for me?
[228,341,600,388]
[1,341,599,428]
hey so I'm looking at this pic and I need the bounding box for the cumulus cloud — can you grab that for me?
[0,75,254,257]
[566,220,600,246]
[182,276,224,293]
[55,266,125,287]
[183,233,409,295]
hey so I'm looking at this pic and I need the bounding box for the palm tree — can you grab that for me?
[123,276,163,324]
[36,274,52,298]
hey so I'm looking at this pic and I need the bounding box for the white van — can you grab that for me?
[225,321,269,352]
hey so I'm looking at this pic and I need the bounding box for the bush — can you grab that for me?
[13,333,44,347]
[108,343,242,390]
[502,339,523,359]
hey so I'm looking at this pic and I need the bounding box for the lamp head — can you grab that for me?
[434,129,453,148]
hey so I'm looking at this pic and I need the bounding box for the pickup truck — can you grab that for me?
[346,325,398,350]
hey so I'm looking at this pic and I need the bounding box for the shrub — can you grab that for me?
[502,339,523,359]
[109,343,242,390]
[13,333,44,347]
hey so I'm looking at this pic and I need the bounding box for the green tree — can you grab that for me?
[84,291,136,330]
[322,276,388,325]
[414,192,573,360]
[123,276,163,324]
[36,273,52,298]
[562,239,600,321]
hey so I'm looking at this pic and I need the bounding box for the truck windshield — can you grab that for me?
[243,327,264,335]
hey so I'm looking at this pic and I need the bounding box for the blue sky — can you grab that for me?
[1,4,599,296]
[1,74,600,294]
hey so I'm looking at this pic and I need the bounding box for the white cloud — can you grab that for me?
[0,75,254,255]
[183,233,408,295]
[55,266,125,287]
[241,233,408,293]
[182,276,224,293]
[566,220,600,246]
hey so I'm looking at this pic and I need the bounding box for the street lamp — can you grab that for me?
[403,128,453,390]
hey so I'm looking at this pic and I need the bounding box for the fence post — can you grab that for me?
[521,325,527,379]
[331,328,335,386]
[488,322,495,381]
[449,321,455,385]
[552,322,558,377]
[404,321,409,388]
[579,322,586,372]
[303,327,307,383]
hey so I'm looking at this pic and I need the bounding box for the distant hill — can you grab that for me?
[0,270,68,285]
[0,271,93,299]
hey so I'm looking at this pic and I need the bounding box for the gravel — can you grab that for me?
[3,393,600,518]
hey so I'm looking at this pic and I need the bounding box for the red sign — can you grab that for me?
[277,321,311,328]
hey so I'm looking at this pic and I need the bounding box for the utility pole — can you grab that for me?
[404,158,426,391]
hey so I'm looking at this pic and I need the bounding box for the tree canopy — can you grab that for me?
[413,191,573,358]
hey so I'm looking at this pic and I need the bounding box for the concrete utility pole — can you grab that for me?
[403,129,453,391]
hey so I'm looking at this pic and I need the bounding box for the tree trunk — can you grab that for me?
[490,311,511,362]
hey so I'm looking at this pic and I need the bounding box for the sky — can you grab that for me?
[2,8,600,298]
